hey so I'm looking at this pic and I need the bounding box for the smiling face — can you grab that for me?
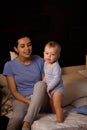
[44,42,61,64]
[14,37,32,59]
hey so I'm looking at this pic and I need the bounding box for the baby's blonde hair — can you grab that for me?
[45,41,61,54]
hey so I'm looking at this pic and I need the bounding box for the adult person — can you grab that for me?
[3,35,49,130]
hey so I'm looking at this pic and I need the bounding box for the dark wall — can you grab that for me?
[0,1,86,73]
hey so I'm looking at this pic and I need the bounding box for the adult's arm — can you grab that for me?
[6,76,30,105]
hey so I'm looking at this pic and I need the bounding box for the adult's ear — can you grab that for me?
[13,46,18,53]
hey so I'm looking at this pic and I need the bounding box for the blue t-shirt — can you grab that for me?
[3,55,44,97]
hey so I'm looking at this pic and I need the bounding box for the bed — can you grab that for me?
[0,54,87,130]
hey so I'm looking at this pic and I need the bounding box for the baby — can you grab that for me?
[43,41,65,123]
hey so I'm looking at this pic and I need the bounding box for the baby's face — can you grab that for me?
[44,45,60,64]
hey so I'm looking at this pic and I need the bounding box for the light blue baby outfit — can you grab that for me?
[44,61,65,98]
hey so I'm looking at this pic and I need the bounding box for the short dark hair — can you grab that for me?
[14,33,31,47]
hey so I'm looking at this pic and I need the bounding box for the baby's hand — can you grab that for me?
[42,79,46,83]
[47,87,50,94]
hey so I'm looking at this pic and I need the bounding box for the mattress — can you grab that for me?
[31,106,87,130]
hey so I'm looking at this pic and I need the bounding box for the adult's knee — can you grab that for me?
[34,81,46,91]
[33,81,47,100]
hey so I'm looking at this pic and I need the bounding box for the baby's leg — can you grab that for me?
[49,98,56,113]
[52,91,64,123]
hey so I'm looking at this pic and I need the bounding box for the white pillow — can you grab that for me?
[62,81,87,107]
[71,97,87,107]
[9,51,17,60]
